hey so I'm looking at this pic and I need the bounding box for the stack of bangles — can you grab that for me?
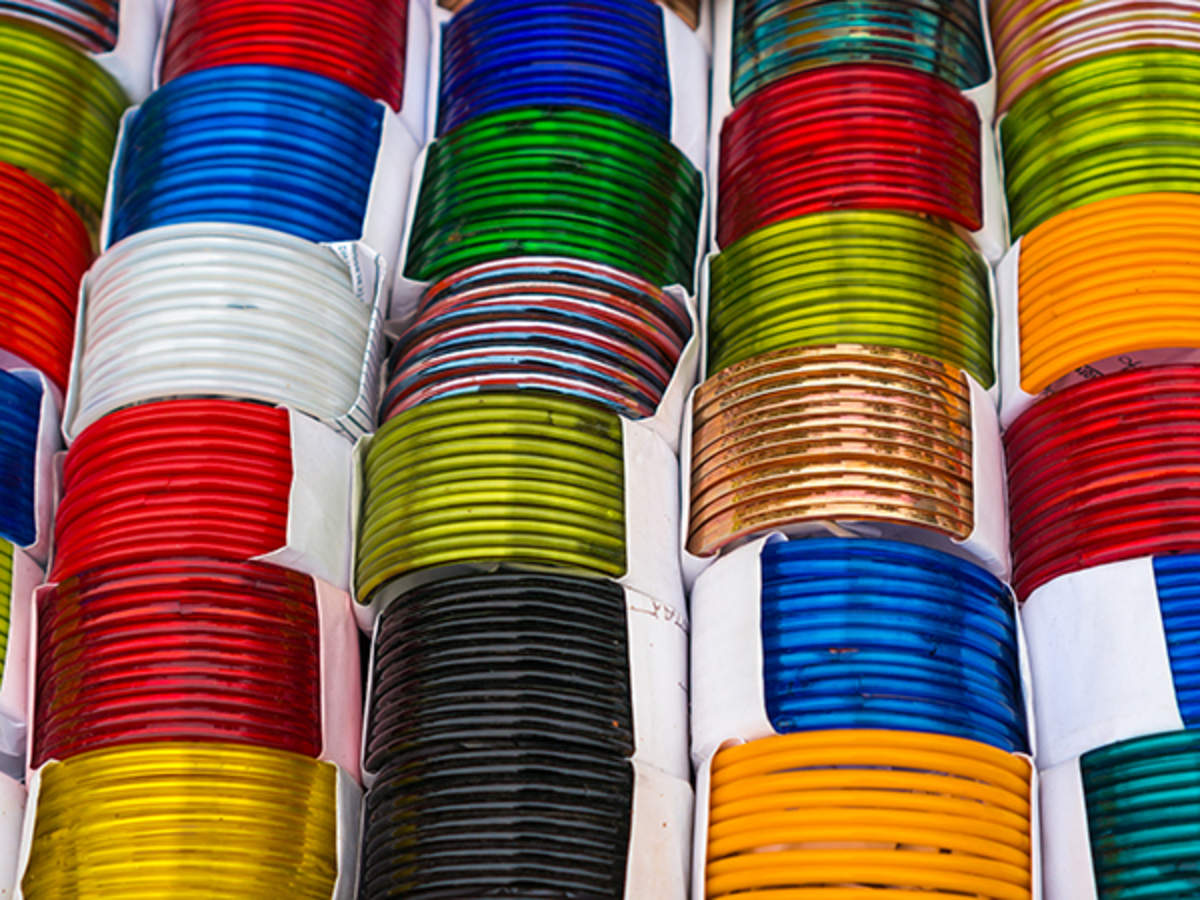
[1081,731,1200,896]
[1153,554,1200,725]
[1000,47,1200,240]
[72,224,375,438]
[704,731,1034,899]
[160,0,409,109]
[404,108,703,289]
[435,0,701,30]
[436,0,671,136]
[1014,192,1200,395]
[359,573,634,898]
[1005,365,1200,600]
[21,743,340,899]
[356,391,627,605]
[384,258,691,421]
[990,0,1200,114]
[0,369,41,547]
[34,558,321,766]
[0,160,91,392]
[0,0,118,53]
[708,210,993,387]
[688,343,976,558]
[759,539,1028,753]
[51,399,294,581]
[717,64,983,248]
[730,0,988,106]
[0,16,128,232]
[107,64,383,244]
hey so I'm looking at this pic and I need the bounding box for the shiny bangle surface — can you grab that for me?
[52,398,294,581]
[1001,47,1200,239]
[405,107,703,289]
[438,0,670,135]
[707,730,1032,899]
[0,17,128,233]
[709,210,993,386]
[73,223,375,438]
[731,0,989,105]
[759,538,1027,753]
[689,344,974,558]
[0,369,41,547]
[162,0,408,109]
[109,64,382,245]
[357,391,627,603]
[718,65,983,248]
[1006,365,1200,598]
[386,256,689,420]
[34,557,321,766]
[22,742,339,900]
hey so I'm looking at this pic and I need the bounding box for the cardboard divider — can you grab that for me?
[707,0,1006,263]
[625,760,693,900]
[62,238,391,446]
[1022,557,1185,772]
[1039,758,1095,900]
[91,0,160,102]
[0,773,23,899]
[678,371,1012,591]
[0,549,37,763]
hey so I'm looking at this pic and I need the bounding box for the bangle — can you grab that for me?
[162,0,408,109]
[0,0,117,52]
[22,742,339,899]
[0,369,41,547]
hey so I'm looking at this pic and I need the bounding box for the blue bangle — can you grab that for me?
[0,370,39,546]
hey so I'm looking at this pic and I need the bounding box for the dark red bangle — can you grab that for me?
[34,557,321,766]
[718,64,982,247]
[161,0,408,110]
[52,399,294,583]
[1007,366,1200,598]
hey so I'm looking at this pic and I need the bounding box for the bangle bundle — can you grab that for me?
[760,538,1027,753]
[161,0,409,109]
[51,399,293,581]
[708,210,993,386]
[404,107,703,289]
[0,159,91,391]
[357,391,627,604]
[1005,365,1200,600]
[0,16,128,232]
[0,0,118,53]
[21,742,339,899]
[384,257,691,421]
[730,0,989,107]
[717,64,983,248]
[1152,554,1200,728]
[360,572,634,898]
[705,730,1033,899]
[1000,48,1200,240]
[34,557,320,766]
[1015,191,1200,395]
[108,64,383,245]
[688,343,976,558]
[437,0,671,136]
[1081,730,1200,897]
[991,0,1200,113]
[0,369,40,547]
[72,223,374,438]
[437,0,700,30]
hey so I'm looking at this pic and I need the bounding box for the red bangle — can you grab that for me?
[718,65,982,247]
[34,557,321,766]
[0,161,91,390]
[1007,366,1200,598]
[52,399,293,582]
[161,0,408,110]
